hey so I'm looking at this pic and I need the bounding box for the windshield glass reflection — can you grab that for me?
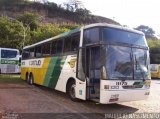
[106,46,133,79]
[133,48,150,79]
[105,45,150,80]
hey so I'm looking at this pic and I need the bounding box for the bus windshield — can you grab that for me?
[105,45,150,80]
[1,50,18,58]
[102,27,147,46]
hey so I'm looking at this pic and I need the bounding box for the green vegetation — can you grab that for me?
[147,39,160,48]
[0,16,24,50]
[0,12,78,51]
[135,25,160,63]
[147,39,160,64]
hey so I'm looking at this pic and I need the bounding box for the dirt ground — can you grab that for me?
[0,79,160,119]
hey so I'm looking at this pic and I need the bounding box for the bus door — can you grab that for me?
[86,46,101,100]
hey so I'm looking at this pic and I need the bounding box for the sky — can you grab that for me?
[48,0,160,35]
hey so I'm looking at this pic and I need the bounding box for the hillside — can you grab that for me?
[0,1,119,25]
[0,0,121,50]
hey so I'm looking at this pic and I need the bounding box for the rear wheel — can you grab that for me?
[29,74,34,85]
[67,81,78,101]
[26,73,29,84]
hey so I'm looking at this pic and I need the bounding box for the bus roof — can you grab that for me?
[83,23,144,35]
[23,23,144,49]
[0,47,19,51]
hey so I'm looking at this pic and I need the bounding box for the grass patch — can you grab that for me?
[0,74,25,84]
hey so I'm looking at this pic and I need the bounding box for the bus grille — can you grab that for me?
[7,65,16,73]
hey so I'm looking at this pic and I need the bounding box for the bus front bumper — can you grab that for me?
[100,89,150,104]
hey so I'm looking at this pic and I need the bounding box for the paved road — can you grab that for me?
[0,80,160,119]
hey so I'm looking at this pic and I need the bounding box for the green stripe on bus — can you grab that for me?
[43,56,66,89]
[48,57,61,88]
[0,59,19,65]
[43,58,57,87]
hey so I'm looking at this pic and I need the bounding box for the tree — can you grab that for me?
[0,17,26,50]
[76,8,91,16]
[0,0,24,7]
[17,12,41,31]
[30,23,69,44]
[135,25,155,39]
[64,0,83,12]
[63,3,74,11]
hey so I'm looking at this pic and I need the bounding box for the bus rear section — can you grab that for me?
[0,48,21,74]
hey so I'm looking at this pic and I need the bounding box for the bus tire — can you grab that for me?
[67,81,79,101]
[29,73,34,85]
[26,73,29,84]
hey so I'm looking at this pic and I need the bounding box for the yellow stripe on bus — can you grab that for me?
[21,58,51,85]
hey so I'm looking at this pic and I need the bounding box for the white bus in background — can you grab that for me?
[0,48,21,74]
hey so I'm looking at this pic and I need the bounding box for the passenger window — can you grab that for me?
[71,33,80,51]
[64,36,72,52]
[22,49,30,59]
[35,46,42,57]
[51,41,57,54]
[42,43,51,56]
[56,40,63,54]
[29,48,35,58]
[83,28,100,45]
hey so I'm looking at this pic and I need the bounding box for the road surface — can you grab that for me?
[0,80,160,119]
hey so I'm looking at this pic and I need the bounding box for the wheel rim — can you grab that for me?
[70,84,76,98]
[30,77,33,84]
[30,75,33,85]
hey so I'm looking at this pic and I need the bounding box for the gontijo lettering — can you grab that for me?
[29,60,41,66]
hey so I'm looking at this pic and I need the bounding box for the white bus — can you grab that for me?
[21,23,151,104]
[0,48,21,74]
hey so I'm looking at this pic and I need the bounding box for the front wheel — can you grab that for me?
[67,82,79,101]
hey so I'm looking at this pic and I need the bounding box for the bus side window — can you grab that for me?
[51,41,57,54]
[35,46,42,57]
[64,36,72,53]
[22,49,29,59]
[56,40,63,54]
[29,48,35,58]
[42,43,51,56]
[71,33,80,51]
